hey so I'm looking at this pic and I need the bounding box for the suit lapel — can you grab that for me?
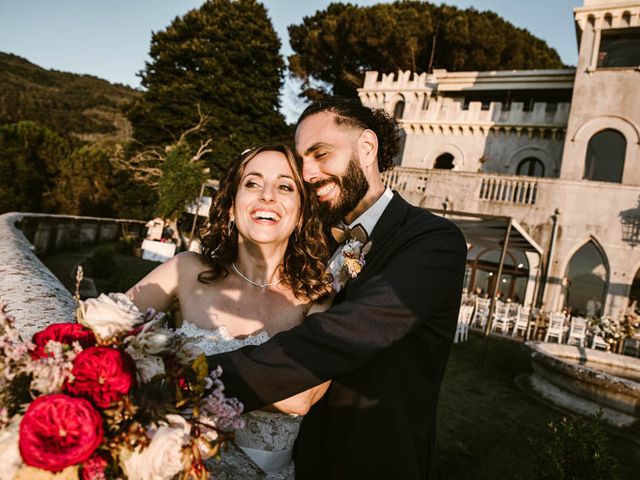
[363,192,409,264]
[336,192,409,297]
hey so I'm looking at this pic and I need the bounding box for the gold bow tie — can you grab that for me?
[330,223,369,244]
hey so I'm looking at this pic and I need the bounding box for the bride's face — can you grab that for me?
[232,150,302,247]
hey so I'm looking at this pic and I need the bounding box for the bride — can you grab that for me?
[126,144,333,479]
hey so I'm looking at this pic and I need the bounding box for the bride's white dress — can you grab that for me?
[177,320,300,480]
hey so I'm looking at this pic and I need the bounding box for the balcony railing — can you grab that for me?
[479,177,538,205]
[382,167,540,206]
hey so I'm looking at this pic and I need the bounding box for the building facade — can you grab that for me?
[359,0,640,319]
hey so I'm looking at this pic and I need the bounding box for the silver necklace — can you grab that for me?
[231,262,280,288]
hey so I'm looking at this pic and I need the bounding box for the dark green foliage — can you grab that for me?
[155,143,207,219]
[0,121,68,213]
[114,236,139,255]
[86,244,117,279]
[127,0,288,178]
[44,143,117,217]
[0,122,119,216]
[288,1,567,98]
[534,412,619,480]
[0,52,138,142]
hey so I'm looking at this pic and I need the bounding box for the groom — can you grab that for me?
[207,98,467,479]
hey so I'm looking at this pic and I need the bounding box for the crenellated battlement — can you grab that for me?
[359,69,572,129]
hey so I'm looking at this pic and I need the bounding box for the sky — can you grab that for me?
[0,0,583,122]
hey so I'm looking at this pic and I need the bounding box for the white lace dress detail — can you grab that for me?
[176,321,300,480]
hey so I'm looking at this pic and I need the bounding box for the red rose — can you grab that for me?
[19,393,103,471]
[31,323,96,359]
[65,346,136,408]
[80,451,109,480]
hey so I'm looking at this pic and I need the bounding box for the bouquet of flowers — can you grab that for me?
[0,293,244,480]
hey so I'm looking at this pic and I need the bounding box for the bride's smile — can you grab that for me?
[233,150,301,248]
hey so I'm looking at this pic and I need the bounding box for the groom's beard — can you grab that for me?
[315,153,369,227]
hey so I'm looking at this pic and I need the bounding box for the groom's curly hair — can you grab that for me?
[297,96,401,172]
[198,144,332,301]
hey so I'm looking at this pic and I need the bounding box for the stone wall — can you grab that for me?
[0,213,144,340]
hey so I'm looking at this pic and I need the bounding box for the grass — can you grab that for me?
[40,244,159,295]
[436,335,640,479]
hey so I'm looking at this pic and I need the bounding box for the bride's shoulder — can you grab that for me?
[173,251,208,270]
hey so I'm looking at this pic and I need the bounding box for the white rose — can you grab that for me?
[78,293,144,340]
[0,415,23,480]
[120,415,190,480]
[125,347,165,383]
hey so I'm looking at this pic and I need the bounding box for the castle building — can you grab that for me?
[359,0,640,319]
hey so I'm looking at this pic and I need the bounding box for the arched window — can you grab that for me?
[434,153,454,170]
[565,241,609,317]
[393,100,405,119]
[516,157,545,177]
[584,129,626,183]
[630,267,640,308]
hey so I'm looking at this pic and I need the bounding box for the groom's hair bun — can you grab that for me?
[297,97,400,173]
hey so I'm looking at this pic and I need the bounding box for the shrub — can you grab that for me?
[114,236,138,255]
[86,245,116,279]
[534,411,619,480]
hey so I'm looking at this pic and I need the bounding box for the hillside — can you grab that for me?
[0,52,140,142]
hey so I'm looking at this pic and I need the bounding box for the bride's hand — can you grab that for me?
[262,381,331,416]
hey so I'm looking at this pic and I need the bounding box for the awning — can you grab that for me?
[429,209,543,255]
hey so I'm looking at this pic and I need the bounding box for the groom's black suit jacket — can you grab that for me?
[206,193,467,479]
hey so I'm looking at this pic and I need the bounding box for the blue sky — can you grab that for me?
[0,0,583,121]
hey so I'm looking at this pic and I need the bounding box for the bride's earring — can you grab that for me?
[227,219,235,236]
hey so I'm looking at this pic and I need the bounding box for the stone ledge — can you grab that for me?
[0,212,76,339]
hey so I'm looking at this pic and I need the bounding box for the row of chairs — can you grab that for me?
[455,297,640,356]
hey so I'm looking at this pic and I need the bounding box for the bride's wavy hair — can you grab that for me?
[198,144,332,301]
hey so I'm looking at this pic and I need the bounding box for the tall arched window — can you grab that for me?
[434,153,454,169]
[630,267,640,308]
[393,100,405,119]
[584,129,626,183]
[516,157,545,177]
[565,241,609,316]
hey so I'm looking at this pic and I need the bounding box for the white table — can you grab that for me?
[141,239,176,262]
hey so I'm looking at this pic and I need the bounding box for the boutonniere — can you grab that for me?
[335,239,372,289]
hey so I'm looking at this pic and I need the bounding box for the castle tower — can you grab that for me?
[560,0,640,184]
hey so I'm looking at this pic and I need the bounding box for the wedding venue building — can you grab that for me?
[359,0,640,320]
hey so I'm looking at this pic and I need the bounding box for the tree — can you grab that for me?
[111,113,212,242]
[127,0,288,179]
[43,143,117,217]
[0,121,68,213]
[288,1,567,98]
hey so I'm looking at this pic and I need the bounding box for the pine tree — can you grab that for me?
[127,0,287,178]
[288,1,566,99]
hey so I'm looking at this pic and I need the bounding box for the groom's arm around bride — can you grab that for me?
[207,98,467,480]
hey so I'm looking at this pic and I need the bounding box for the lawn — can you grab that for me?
[40,244,159,295]
[436,335,640,479]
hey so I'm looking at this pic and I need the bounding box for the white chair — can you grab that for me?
[491,302,511,335]
[472,297,491,329]
[567,316,588,347]
[511,306,531,338]
[591,334,609,351]
[454,305,475,343]
[544,312,566,343]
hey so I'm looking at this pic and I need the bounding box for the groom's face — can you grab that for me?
[295,111,369,226]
